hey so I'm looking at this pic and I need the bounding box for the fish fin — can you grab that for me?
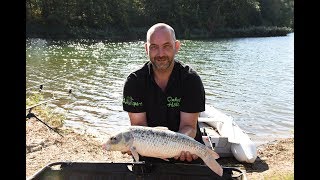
[160,158,170,162]
[154,126,169,130]
[208,148,220,159]
[130,146,139,162]
[202,149,223,176]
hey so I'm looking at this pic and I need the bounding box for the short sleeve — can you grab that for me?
[122,73,145,112]
[180,73,205,113]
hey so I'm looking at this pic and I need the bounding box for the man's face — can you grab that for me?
[146,29,179,71]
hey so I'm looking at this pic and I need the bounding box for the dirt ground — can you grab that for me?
[26,118,294,179]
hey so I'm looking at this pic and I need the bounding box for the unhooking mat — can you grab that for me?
[27,161,246,180]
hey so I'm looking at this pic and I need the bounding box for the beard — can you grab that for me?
[150,56,174,71]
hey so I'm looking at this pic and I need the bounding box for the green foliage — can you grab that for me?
[26,93,44,106]
[26,0,294,40]
[26,93,65,128]
[36,106,66,128]
[259,0,294,28]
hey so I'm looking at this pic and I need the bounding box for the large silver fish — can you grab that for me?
[102,126,223,176]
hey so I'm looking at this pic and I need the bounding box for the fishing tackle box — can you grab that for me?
[28,161,245,180]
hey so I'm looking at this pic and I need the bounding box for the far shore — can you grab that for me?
[26,25,293,42]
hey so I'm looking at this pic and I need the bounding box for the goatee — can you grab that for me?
[151,56,173,70]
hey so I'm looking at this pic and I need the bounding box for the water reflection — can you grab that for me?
[26,34,294,143]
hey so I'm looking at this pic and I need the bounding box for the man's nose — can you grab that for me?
[157,47,165,57]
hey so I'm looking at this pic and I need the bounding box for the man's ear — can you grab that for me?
[145,43,149,55]
[175,40,181,53]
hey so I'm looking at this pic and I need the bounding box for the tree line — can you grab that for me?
[26,0,294,41]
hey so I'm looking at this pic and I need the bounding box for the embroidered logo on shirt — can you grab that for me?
[123,96,143,107]
[167,96,181,108]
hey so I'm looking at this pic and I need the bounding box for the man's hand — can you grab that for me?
[174,151,198,162]
[121,151,132,155]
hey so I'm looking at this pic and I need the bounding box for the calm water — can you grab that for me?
[26,33,294,145]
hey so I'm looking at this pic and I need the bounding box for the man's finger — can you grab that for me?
[192,154,198,160]
[180,151,185,161]
[185,151,193,162]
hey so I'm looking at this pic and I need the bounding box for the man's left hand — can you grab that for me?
[174,151,198,162]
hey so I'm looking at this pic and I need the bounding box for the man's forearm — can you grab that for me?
[178,125,197,138]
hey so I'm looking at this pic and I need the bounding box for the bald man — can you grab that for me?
[122,23,206,163]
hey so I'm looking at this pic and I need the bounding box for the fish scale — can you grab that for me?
[102,126,223,176]
[132,127,187,158]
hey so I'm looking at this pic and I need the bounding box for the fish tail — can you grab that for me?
[202,149,223,177]
[207,147,220,159]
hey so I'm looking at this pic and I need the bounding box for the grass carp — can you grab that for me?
[102,126,223,176]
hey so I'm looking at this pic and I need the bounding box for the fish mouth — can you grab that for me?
[102,143,110,150]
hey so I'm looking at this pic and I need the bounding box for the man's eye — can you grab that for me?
[110,137,117,140]
[150,45,157,50]
[163,44,172,49]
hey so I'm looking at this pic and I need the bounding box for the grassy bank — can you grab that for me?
[26,93,65,130]
[26,24,293,41]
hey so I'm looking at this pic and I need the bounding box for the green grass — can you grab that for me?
[264,172,294,180]
[26,93,65,128]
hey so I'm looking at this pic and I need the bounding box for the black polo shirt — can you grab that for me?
[123,60,205,144]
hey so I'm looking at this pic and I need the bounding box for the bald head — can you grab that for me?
[146,23,176,43]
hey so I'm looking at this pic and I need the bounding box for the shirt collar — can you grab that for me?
[147,60,177,78]
[147,60,178,88]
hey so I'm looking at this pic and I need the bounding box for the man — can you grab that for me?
[122,23,205,163]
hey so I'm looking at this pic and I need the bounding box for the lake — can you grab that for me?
[26,33,294,145]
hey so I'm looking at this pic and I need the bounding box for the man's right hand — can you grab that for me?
[174,151,198,162]
[121,151,132,155]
